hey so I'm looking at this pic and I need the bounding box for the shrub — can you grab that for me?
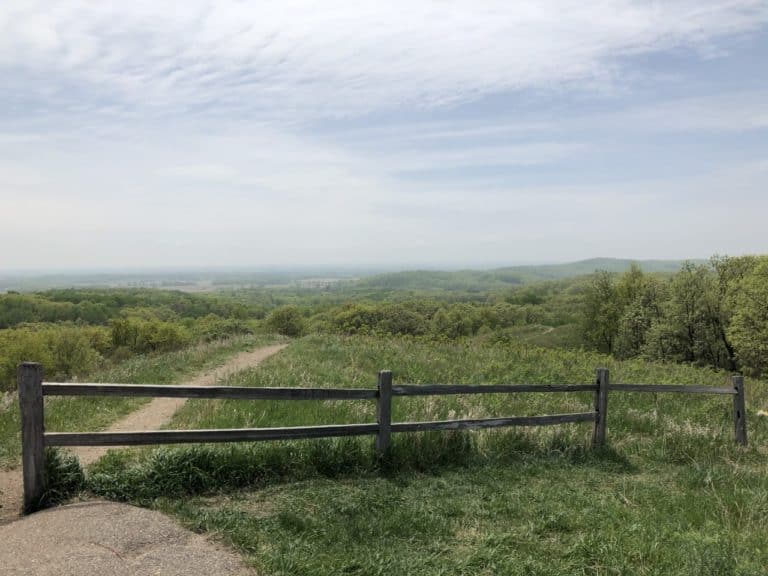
[265,306,305,337]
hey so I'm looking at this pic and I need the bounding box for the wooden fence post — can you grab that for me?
[732,374,747,446]
[592,368,609,449]
[376,370,392,457]
[18,362,45,513]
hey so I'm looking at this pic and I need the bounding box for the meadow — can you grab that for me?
[77,335,768,576]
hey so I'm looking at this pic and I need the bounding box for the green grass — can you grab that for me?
[83,335,768,575]
[0,334,282,468]
[159,460,767,576]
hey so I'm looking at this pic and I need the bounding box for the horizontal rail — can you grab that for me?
[392,383,597,396]
[42,383,378,401]
[44,423,380,447]
[391,412,596,433]
[607,384,736,395]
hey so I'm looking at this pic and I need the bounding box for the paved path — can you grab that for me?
[0,501,255,575]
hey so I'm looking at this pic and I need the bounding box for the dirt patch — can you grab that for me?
[0,469,23,524]
[0,501,256,575]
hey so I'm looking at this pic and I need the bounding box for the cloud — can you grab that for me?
[2,1,767,119]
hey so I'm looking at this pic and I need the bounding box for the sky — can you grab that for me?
[1,1,767,270]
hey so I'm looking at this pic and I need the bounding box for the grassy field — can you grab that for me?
[82,335,768,575]
[0,334,281,468]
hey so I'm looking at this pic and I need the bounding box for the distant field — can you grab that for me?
[85,335,768,576]
[0,258,695,293]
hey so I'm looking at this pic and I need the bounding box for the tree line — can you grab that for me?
[581,256,768,375]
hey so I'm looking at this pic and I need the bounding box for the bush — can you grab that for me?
[192,314,254,342]
[265,306,305,337]
[110,318,190,354]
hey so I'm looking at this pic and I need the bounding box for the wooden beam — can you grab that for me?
[44,423,380,447]
[18,363,45,513]
[607,384,735,395]
[42,383,377,400]
[391,412,595,433]
[392,383,597,396]
[592,368,609,448]
[732,375,748,446]
[375,370,393,456]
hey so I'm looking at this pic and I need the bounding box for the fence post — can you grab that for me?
[376,370,393,457]
[732,374,747,446]
[18,362,45,513]
[592,368,609,449]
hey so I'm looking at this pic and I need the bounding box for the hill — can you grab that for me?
[357,258,698,291]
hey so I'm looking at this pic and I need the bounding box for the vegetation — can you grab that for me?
[78,335,767,575]
[4,257,768,573]
[0,289,263,390]
[581,256,768,376]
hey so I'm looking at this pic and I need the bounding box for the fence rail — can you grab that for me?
[391,383,597,395]
[42,383,378,400]
[16,362,748,513]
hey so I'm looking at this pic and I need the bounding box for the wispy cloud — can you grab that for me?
[2,1,767,120]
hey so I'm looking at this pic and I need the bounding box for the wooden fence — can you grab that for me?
[17,362,748,512]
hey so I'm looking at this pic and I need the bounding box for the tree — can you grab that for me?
[615,274,666,359]
[581,271,621,353]
[649,261,731,368]
[727,257,768,375]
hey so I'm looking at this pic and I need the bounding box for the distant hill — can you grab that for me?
[357,258,701,291]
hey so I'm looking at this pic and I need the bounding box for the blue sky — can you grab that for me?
[1,1,767,269]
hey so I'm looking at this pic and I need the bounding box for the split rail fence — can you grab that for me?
[17,362,747,512]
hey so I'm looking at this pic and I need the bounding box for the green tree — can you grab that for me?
[581,271,621,353]
[615,275,666,359]
[727,257,768,375]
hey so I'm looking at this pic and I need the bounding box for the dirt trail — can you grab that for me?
[0,343,287,525]
[75,343,287,466]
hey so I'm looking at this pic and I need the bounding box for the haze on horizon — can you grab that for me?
[2,2,767,270]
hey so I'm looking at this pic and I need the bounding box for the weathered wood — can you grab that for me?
[42,383,378,400]
[391,412,596,433]
[592,368,609,448]
[376,370,393,456]
[607,384,735,395]
[392,383,596,396]
[44,423,380,447]
[732,375,747,446]
[18,363,45,513]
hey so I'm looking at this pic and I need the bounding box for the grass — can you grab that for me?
[159,461,766,576]
[0,334,282,468]
[82,335,768,575]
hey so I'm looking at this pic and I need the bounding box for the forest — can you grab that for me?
[1,255,767,390]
